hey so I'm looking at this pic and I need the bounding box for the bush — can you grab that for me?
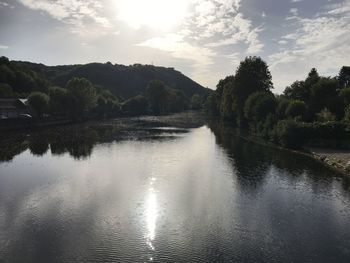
[122,95,148,115]
[316,108,336,122]
[272,119,311,149]
[285,100,306,119]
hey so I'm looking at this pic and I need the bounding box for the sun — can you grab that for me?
[115,0,189,30]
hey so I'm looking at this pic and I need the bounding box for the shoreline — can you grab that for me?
[237,134,350,178]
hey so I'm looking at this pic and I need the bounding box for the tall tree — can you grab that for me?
[233,56,273,126]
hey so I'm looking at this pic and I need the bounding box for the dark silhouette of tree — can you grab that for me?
[285,100,307,119]
[190,94,202,110]
[0,83,13,98]
[339,66,350,89]
[28,92,50,117]
[146,80,167,114]
[244,91,276,123]
[284,81,308,101]
[232,56,273,126]
[65,78,97,117]
[122,95,148,115]
[49,86,70,116]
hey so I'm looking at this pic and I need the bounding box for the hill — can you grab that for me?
[3,58,208,99]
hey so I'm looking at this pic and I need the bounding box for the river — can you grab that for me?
[0,112,350,262]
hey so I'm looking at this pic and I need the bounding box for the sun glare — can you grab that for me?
[115,0,189,30]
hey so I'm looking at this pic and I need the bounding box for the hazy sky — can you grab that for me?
[0,0,349,92]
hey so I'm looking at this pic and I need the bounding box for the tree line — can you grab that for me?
[24,78,206,119]
[206,56,350,149]
[0,56,208,119]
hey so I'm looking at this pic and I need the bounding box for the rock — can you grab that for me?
[345,161,350,173]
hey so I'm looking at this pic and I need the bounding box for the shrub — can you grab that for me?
[271,119,311,149]
[285,100,307,119]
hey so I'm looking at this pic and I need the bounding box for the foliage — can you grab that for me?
[28,92,50,117]
[122,95,148,115]
[146,80,167,114]
[12,59,208,100]
[244,92,276,123]
[340,88,350,105]
[65,78,97,117]
[166,89,188,112]
[0,56,49,94]
[316,108,336,122]
[212,58,350,149]
[284,81,308,101]
[275,96,290,119]
[0,83,13,98]
[339,66,350,89]
[285,100,306,119]
[49,86,70,116]
[271,119,311,149]
[190,94,202,110]
[232,56,273,126]
[344,106,350,123]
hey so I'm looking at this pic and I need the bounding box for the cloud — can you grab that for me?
[187,0,263,54]
[134,0,263,87]
[137,33,216,84]
[0,45,9,49]
[269,2,350,92]
[17,0,111,31]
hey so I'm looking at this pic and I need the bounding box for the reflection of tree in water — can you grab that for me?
[28,135,49,156]
[49,128,100,160]
[0,135,28,162]
[207,120,350,194]
[207,120,270,193]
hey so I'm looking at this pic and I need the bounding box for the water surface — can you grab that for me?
[1,114,350,262]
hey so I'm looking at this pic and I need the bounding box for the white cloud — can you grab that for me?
[0,45,9,49]
[17,0,111,30]
[290,8,298,16]
[270,2,350,92]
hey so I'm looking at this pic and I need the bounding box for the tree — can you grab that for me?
[275,96,290,119]
[146,80,167,114]
[167,89,188,112]
[316,108,336,122]
[233,56,273,126]
[190,94,202,110]
[49,86,70,116]
[28,92,49,117]
[65,78,97,117]
[283,81,308,101]
[122,95,148,115]
[220,81,236,120]
[340,87,350,105]
[244,91,276,124]
[0,83,13,98]
[309,77,338,115]
[339,66,350,89]
[285,100,307,119]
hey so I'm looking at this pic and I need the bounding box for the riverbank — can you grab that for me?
[234,132,350,178]
[307,147,350,176]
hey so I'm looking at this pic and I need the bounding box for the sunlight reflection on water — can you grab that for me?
[146,177,157,255]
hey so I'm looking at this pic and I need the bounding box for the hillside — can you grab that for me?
[8,59,209,99]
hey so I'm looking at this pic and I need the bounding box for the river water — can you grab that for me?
[0,113,350,262]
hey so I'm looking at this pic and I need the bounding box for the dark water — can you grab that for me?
[1,113,350,263]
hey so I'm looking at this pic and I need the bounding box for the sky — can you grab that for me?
[0,0,349,93]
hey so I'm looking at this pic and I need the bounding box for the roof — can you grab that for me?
[0,98,28,110]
